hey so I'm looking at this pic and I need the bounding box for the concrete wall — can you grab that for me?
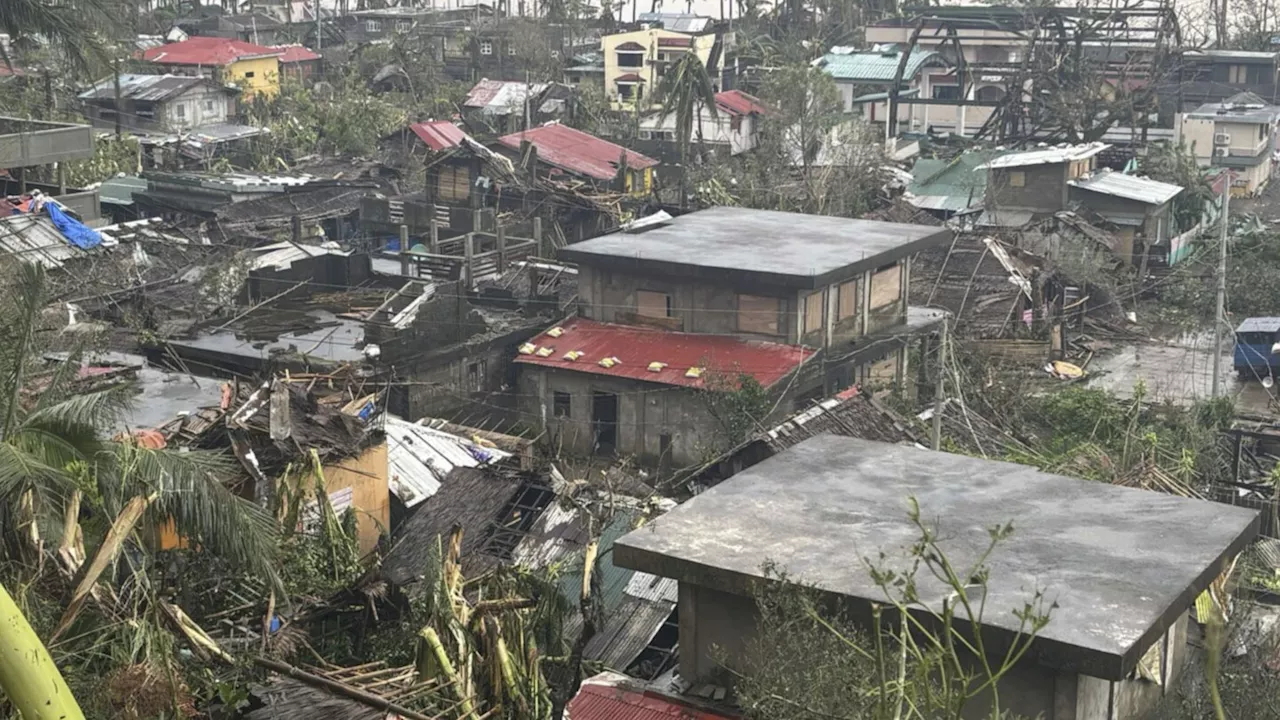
[165,84,234,129]
[602,28,716,110]
[638,108,760,155]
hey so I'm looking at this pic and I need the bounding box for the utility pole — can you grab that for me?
[1212,171,1231,398]
[112,57,122,138]
[931,317,947,451]
[316,0,323,54]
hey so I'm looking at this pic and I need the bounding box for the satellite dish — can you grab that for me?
[1263,376,1274,389]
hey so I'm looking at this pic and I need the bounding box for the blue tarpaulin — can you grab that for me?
[46,203,101,249]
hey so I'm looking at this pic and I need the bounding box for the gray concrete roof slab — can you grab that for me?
[557,207,952,290]
[614,435,1258,679]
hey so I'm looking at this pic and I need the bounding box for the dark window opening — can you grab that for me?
[592,391,618,453]
[617,52,644,68]
[553,390,571,417]
[244,71,256,78]
[932,84,959,100]
[626,607,680,680]
[617,83,636,100]
[467,359,486,392]
[481,482,556,559]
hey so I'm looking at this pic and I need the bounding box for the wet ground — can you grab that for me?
[1088,335,1278,415]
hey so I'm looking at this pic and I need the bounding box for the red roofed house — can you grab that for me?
[496,122,658,196]
[638,89,770,156]
[517,206,953,467]
[568,672,738,720]
[269,44,321,81]
[140,36,283,98]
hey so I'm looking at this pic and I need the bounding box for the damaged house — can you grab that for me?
[517,207,951,467]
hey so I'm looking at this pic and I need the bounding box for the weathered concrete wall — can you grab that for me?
[679,582,761,683]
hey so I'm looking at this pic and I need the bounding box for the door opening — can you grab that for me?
[592,391,618,453]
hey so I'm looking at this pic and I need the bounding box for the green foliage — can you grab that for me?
[64,135,140,187]
[1140,142,1215,232]
[701,373,774,447]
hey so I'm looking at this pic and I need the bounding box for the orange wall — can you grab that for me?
[320,443,390,557]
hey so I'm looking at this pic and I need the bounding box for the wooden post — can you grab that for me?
[496,223,507,273]
[428,218,440,253]
[533,216,543,258]
[399,224,411,277]
[472,208,483,233]
[57,164,66,195]
[291,215,302,244]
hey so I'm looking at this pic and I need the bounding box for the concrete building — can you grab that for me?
[1172,49,1280,112]
[637,89,769,156]
[614,435,1260,720]
[0,116,101,223]
[516,208,951,466]
[78,74,239,134]
[602,26,718,110]
[139,36,284,99]
[815,46,948,131]
[1176,92,1280,197]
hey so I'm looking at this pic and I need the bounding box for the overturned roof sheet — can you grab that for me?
[977,142,1110,170]
[0,213,117,268]
[385,415,512,508]
[514,316,814,390]
[1069,169,1182,206]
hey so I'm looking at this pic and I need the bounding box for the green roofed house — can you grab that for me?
[906,149,1008,219]
[815,45,948,131]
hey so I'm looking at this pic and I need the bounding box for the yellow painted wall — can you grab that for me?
[320,443,390,557]
[225,56,281,99]
[602,28,716,111]
[623,167,653,195]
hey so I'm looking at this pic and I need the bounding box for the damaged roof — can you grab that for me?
[569,672,737,720]
[385,415,512,508]
[714,89,769,116]
[1068,168,1183,206]
[78,73,235,102]
[515,317,815,390]
[496,122,658,181]
[408,120,470,151]
[464,78,548,114]
[977,142,1110,170]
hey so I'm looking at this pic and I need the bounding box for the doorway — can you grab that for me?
[592,391,618,453]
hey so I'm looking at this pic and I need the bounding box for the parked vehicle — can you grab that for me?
[1233,317,1280,380]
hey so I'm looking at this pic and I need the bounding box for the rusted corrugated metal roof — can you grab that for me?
[713,90,768,116]
[408,120,470,151]
[497,122,658,181]
[515,317,814,389]
[568,673,738,720]
[270,44,321,63]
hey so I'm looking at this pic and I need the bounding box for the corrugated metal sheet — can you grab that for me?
[409,120,469,151]
[567,676,736,720]
[977,142,1109,170]
[624,571,678,603]
[464,79,548,114]
[509,503,589,568]
[385,415,512,508]
[977,208,1036,228]
[78,73,214,102]
[141,36,282,66]
[1068,169,1183,205]
[0,213,116,268]
[713,90,768,116]
[515,317,814,390]
[906,150,1000,213]
[816,48,942,82]
[248,241,351,271]
[497,123,658,181]
[269,44,320,63]
[635,12,711,32]
[582,595,675,669]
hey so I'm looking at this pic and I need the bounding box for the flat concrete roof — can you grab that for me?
[614,435,1259,680]
[557,207,952,290]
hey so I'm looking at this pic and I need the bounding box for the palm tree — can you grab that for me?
[0,262,283,592]
[0,0,120,74]
[654,51,718,207]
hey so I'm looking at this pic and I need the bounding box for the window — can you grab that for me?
[1008,170,1026,188]
[175,104,186,119]
[636,290,671,318]
[467,359,486,392]
[396,20,410,31]
[737,294,780,335]
[837,279,858,321]
[869,263,902,310]
[657,52,667,62]
[204,99,214,111]
[932,84,960,100]
[803,290,824,334]
[617,82,636,100]
[508,43,517,55]
[244,71,256,78]
[617,52,644,68]
[553,391,571,417]
[480,40,493,55]
[365,19,381,32]
[1229,64,1247,84]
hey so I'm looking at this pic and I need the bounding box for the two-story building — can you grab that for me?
[78,74,240,134]
[815,45,948,134]
[516,207,951,466]
[637,89,769,156]
[1176,92,1280,197]
[979,142,1183,264]
[495,122,658,196]
[139,36,283,99]
[1172,49,1280,113]
[602,25,718,110]
[613,434,1259,720]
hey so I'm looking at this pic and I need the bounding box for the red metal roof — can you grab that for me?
[615,72,645,82]
[141,36,282,66]
[409,120,470,151]
[497,123,658,181]
[269,44,321,63]
[568,682,737,720]
[657,36,693,47]
[514,317,813,389]
[715,89,770,116]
